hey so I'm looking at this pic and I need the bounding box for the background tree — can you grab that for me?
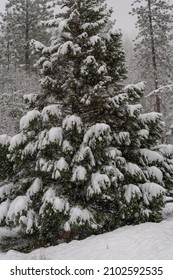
[122,36,142,90]
[131,0,173,112]
[0,68,40,136]
[0,0,53,71]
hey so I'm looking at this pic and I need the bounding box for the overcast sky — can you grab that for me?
[0,0,172,38]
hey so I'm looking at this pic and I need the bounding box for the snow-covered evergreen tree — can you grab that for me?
[0,0,170,248]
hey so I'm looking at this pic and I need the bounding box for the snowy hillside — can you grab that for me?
[0,205,173,260]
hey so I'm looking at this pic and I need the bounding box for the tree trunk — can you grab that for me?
[6,10,10,70]
[25,0,29,72]
[148,0,160,112]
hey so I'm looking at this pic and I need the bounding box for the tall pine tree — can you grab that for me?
[0,0,171,249]
[131,0,173,112]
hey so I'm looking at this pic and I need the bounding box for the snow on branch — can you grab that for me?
[41,104,62,122]
[139,112,162,124]
[0,183,13,199]
[0,134,11,146]
[139,183,165,205]
[20,110,41,130]
[140,149,164,164]
[63,115,83,133]
[0,200,10,221]
[87,172,111,196]
[146,85,173,98]
[30,39,46,52]
[68,206,95,227]
[9,133,27,151]
[124,81,146,92]
[124,184,142,203]
[6,196,31,225]
[83,123,111,147]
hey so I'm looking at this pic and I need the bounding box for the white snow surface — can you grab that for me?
[1,214,173,259]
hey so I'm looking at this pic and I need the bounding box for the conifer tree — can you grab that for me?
[0,0,171,248]
[0,0,53,71]
[131,0,173,112]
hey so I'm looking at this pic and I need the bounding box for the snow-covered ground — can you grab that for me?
[0,204,173,260]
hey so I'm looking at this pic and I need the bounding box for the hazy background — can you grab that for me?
[0,0,172,37]
[0,0,137,36]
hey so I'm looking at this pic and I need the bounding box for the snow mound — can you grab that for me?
[1,216,173,259]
